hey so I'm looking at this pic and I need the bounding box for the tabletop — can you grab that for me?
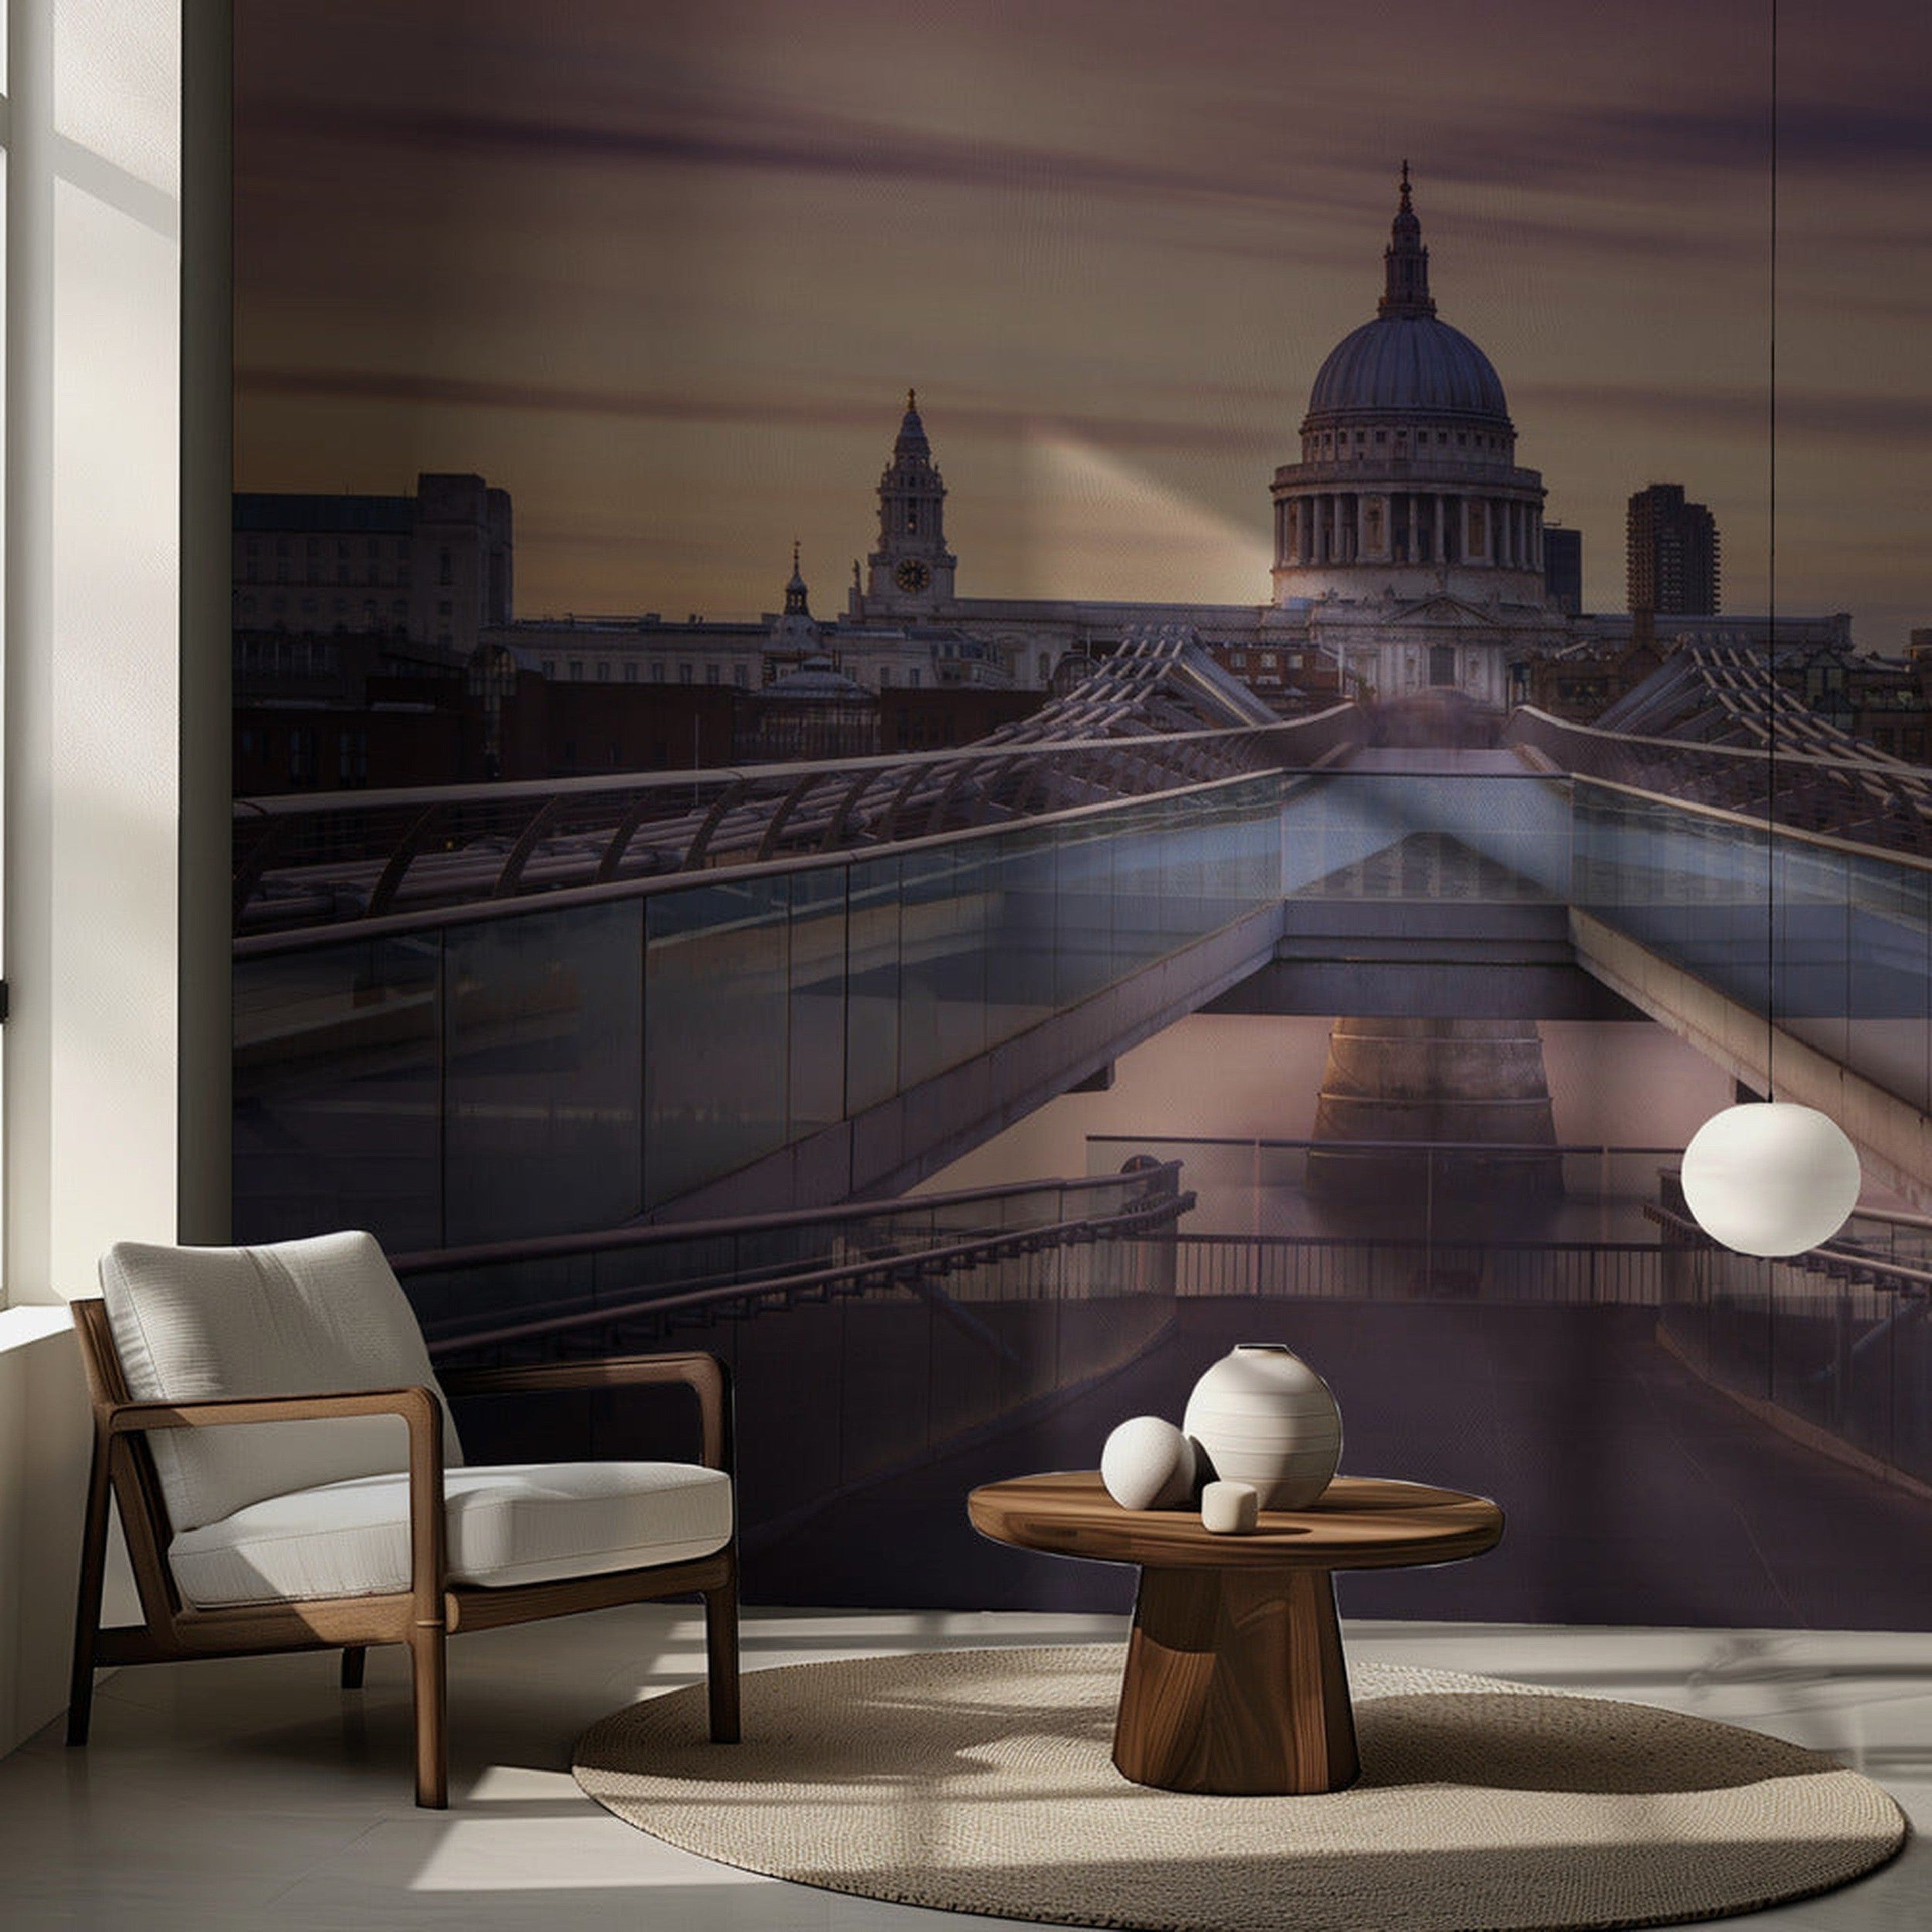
[968,1471,1503,1572]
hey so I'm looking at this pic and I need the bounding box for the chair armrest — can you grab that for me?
[439,1353,732,1474]
[102,1387,448,1613]
[105,1387,444,1438]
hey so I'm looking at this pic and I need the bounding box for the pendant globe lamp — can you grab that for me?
[1680,69,1860,1261]
[1681,1100,1860,1259]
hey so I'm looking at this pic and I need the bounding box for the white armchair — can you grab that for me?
[68,1230,738,1806]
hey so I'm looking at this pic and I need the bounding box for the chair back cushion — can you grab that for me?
[99,1231,464,1532]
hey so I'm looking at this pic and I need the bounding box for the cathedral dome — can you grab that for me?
[1299,165,1511,434]
[1305,314,1508,425]
[1267,166,1552,672]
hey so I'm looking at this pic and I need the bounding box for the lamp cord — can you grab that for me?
[1765,0,1779,1102]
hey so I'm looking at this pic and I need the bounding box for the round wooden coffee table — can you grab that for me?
[968,1471,1503,1795]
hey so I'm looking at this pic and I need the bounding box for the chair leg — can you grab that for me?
[67,1430,115,1747]
[705,1582,740,1743]
[410,1626,448,1808]
[340,1646,367,1691]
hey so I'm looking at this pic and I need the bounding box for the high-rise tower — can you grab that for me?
[1626,482,1720,617]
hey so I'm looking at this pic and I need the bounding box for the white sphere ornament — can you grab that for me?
[1100,1416,1198,1511]
[1182,1344,1342,1511]
[1681,1103,1861,1258]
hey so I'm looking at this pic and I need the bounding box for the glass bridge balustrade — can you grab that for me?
[234,772,1285,1250]
[234,759,1932,1272]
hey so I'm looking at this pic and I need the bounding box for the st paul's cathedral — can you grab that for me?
[833,166,1569,709]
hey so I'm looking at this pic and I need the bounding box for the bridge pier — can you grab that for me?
[1308,1016,1563,1240]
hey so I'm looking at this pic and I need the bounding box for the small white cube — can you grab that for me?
[1201,1480,1259,1535]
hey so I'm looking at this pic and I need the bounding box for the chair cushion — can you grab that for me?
[99,1231,464,1533]
[167,1461,734,1607]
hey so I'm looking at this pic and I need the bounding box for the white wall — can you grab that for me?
[0,1313,91,1751]
[1,0,195,1758]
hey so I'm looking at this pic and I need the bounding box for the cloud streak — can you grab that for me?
[236,366,1284,456]
[1524,381,1932,443]
[248,364,1930,455]
[238,93,1297,215]
[240,64,1932,223]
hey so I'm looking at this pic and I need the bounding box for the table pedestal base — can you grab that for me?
[1113,1565,1359,1795]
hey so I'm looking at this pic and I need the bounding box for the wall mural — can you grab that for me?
[233,1,1932,1631]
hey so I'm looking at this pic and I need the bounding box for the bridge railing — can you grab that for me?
[236,765,1290,1250]
[1169,1233,1666,1305]
[1089,1134,1683,1247]
[397,1161,1190,1357]
[395,1164,1189,1540]
[1825,1200,1932,1271]
[234,707,1363,937]
[1649,1203,1932,1496]
[1507,705,1932,857]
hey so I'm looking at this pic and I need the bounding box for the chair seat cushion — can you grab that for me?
[167,1462,732,1607]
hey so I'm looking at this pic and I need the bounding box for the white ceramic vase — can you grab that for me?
[1181,1343,1341,1510]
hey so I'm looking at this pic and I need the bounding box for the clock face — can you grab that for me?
[894,558,932,594]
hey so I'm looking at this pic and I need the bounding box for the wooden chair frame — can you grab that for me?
[66,1298,739,1807]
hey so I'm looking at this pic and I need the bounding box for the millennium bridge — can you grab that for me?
[230,627,1932,1626]
[235,624,1932,1241]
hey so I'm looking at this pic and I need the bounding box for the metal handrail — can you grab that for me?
[418,1185,1195,1357]
[233,714,1358,822]
[1509,705,1932,867]
[1088,1134,1682,1157]
[235,754,1311,954]
[392,1161,1185,1277]
[1176,1229,1669,1254]
[1164,1230,1672,1307]
[232,644,1363,931]
[1644,1202,1932,1296]
[1511,704,1930,781]
[1560,771,1932,876]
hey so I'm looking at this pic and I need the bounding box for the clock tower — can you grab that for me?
[860,389,955,615]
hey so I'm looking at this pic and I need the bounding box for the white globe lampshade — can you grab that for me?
[1680,1103,1862,1257]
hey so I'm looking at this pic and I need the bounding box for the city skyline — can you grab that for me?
[235,0,1929,650]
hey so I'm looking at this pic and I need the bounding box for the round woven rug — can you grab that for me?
[573,1645,1905,1932]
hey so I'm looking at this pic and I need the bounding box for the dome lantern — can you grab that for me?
[1378,160,1435,319]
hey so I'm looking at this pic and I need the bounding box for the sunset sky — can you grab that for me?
[234,0,1930,650]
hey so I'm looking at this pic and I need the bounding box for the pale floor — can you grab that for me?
[3,1608,1929,1930]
